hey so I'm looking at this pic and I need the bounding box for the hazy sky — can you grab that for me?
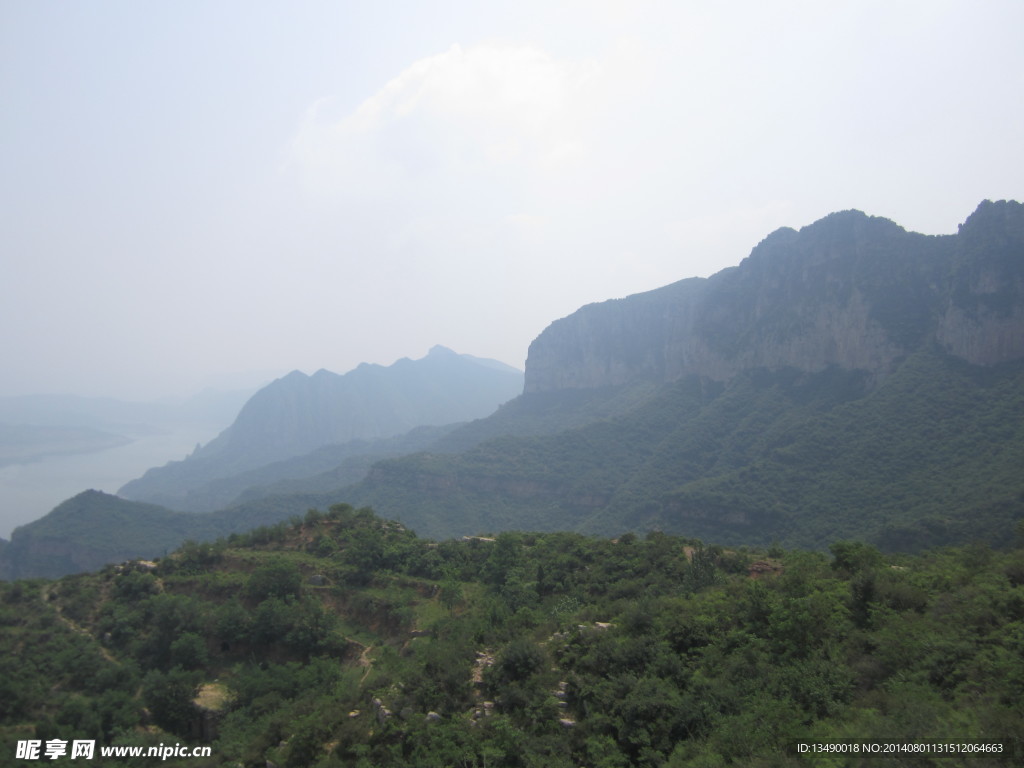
[3,0,1022,400]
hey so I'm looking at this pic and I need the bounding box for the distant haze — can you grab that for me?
[0,389,256,537]
[2,1,1022,400]
[0,425,212,539]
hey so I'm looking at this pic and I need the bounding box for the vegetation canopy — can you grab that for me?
[2,505,1022,767]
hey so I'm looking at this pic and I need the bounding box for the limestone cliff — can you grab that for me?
[525,201,1024,393]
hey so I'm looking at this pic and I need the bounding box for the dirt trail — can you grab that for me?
[346,637,375,683]
[40,584,118,664]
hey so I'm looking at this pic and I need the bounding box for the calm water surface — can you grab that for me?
[0,425,218,539]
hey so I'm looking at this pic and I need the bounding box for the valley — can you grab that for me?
[5,201,1022,580]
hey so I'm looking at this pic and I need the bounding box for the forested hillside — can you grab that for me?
[347,347,1024,550]
[0,491,220,580]
[336,201,1024,549]
[2,506,1022,767]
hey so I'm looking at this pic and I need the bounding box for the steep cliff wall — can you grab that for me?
[525,201,1024,393]
[937,200,1024,365]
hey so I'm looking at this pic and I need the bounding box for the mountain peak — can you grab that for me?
[958,198,1024,235]
[526,200,1024,394]
[119,345,525,510]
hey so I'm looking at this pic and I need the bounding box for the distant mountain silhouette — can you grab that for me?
[118,346,522,510]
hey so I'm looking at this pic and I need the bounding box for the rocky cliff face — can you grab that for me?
[936,201,1024,365]
[525,201,1024,393]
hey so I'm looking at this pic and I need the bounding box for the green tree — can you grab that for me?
[142,668,198,736]
[247,557,303,602]
[169,631,209,670]
[829,540,883,575]
[440,574,464,614]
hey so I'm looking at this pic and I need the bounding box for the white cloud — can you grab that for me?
[287,43,603,202]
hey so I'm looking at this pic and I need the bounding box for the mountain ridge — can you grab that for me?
[341,200,1024,547]
[118,346,523,510]
[525,200,1022,394]
[4,201,1022,578]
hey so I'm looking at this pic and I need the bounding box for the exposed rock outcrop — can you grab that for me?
[525,201,1024,394]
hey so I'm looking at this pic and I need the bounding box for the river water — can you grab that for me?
[0,424,220,539]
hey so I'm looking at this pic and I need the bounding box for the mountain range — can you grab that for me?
[117,345,523,512]
[2,200,1022,579]
[341,200,1024,546]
